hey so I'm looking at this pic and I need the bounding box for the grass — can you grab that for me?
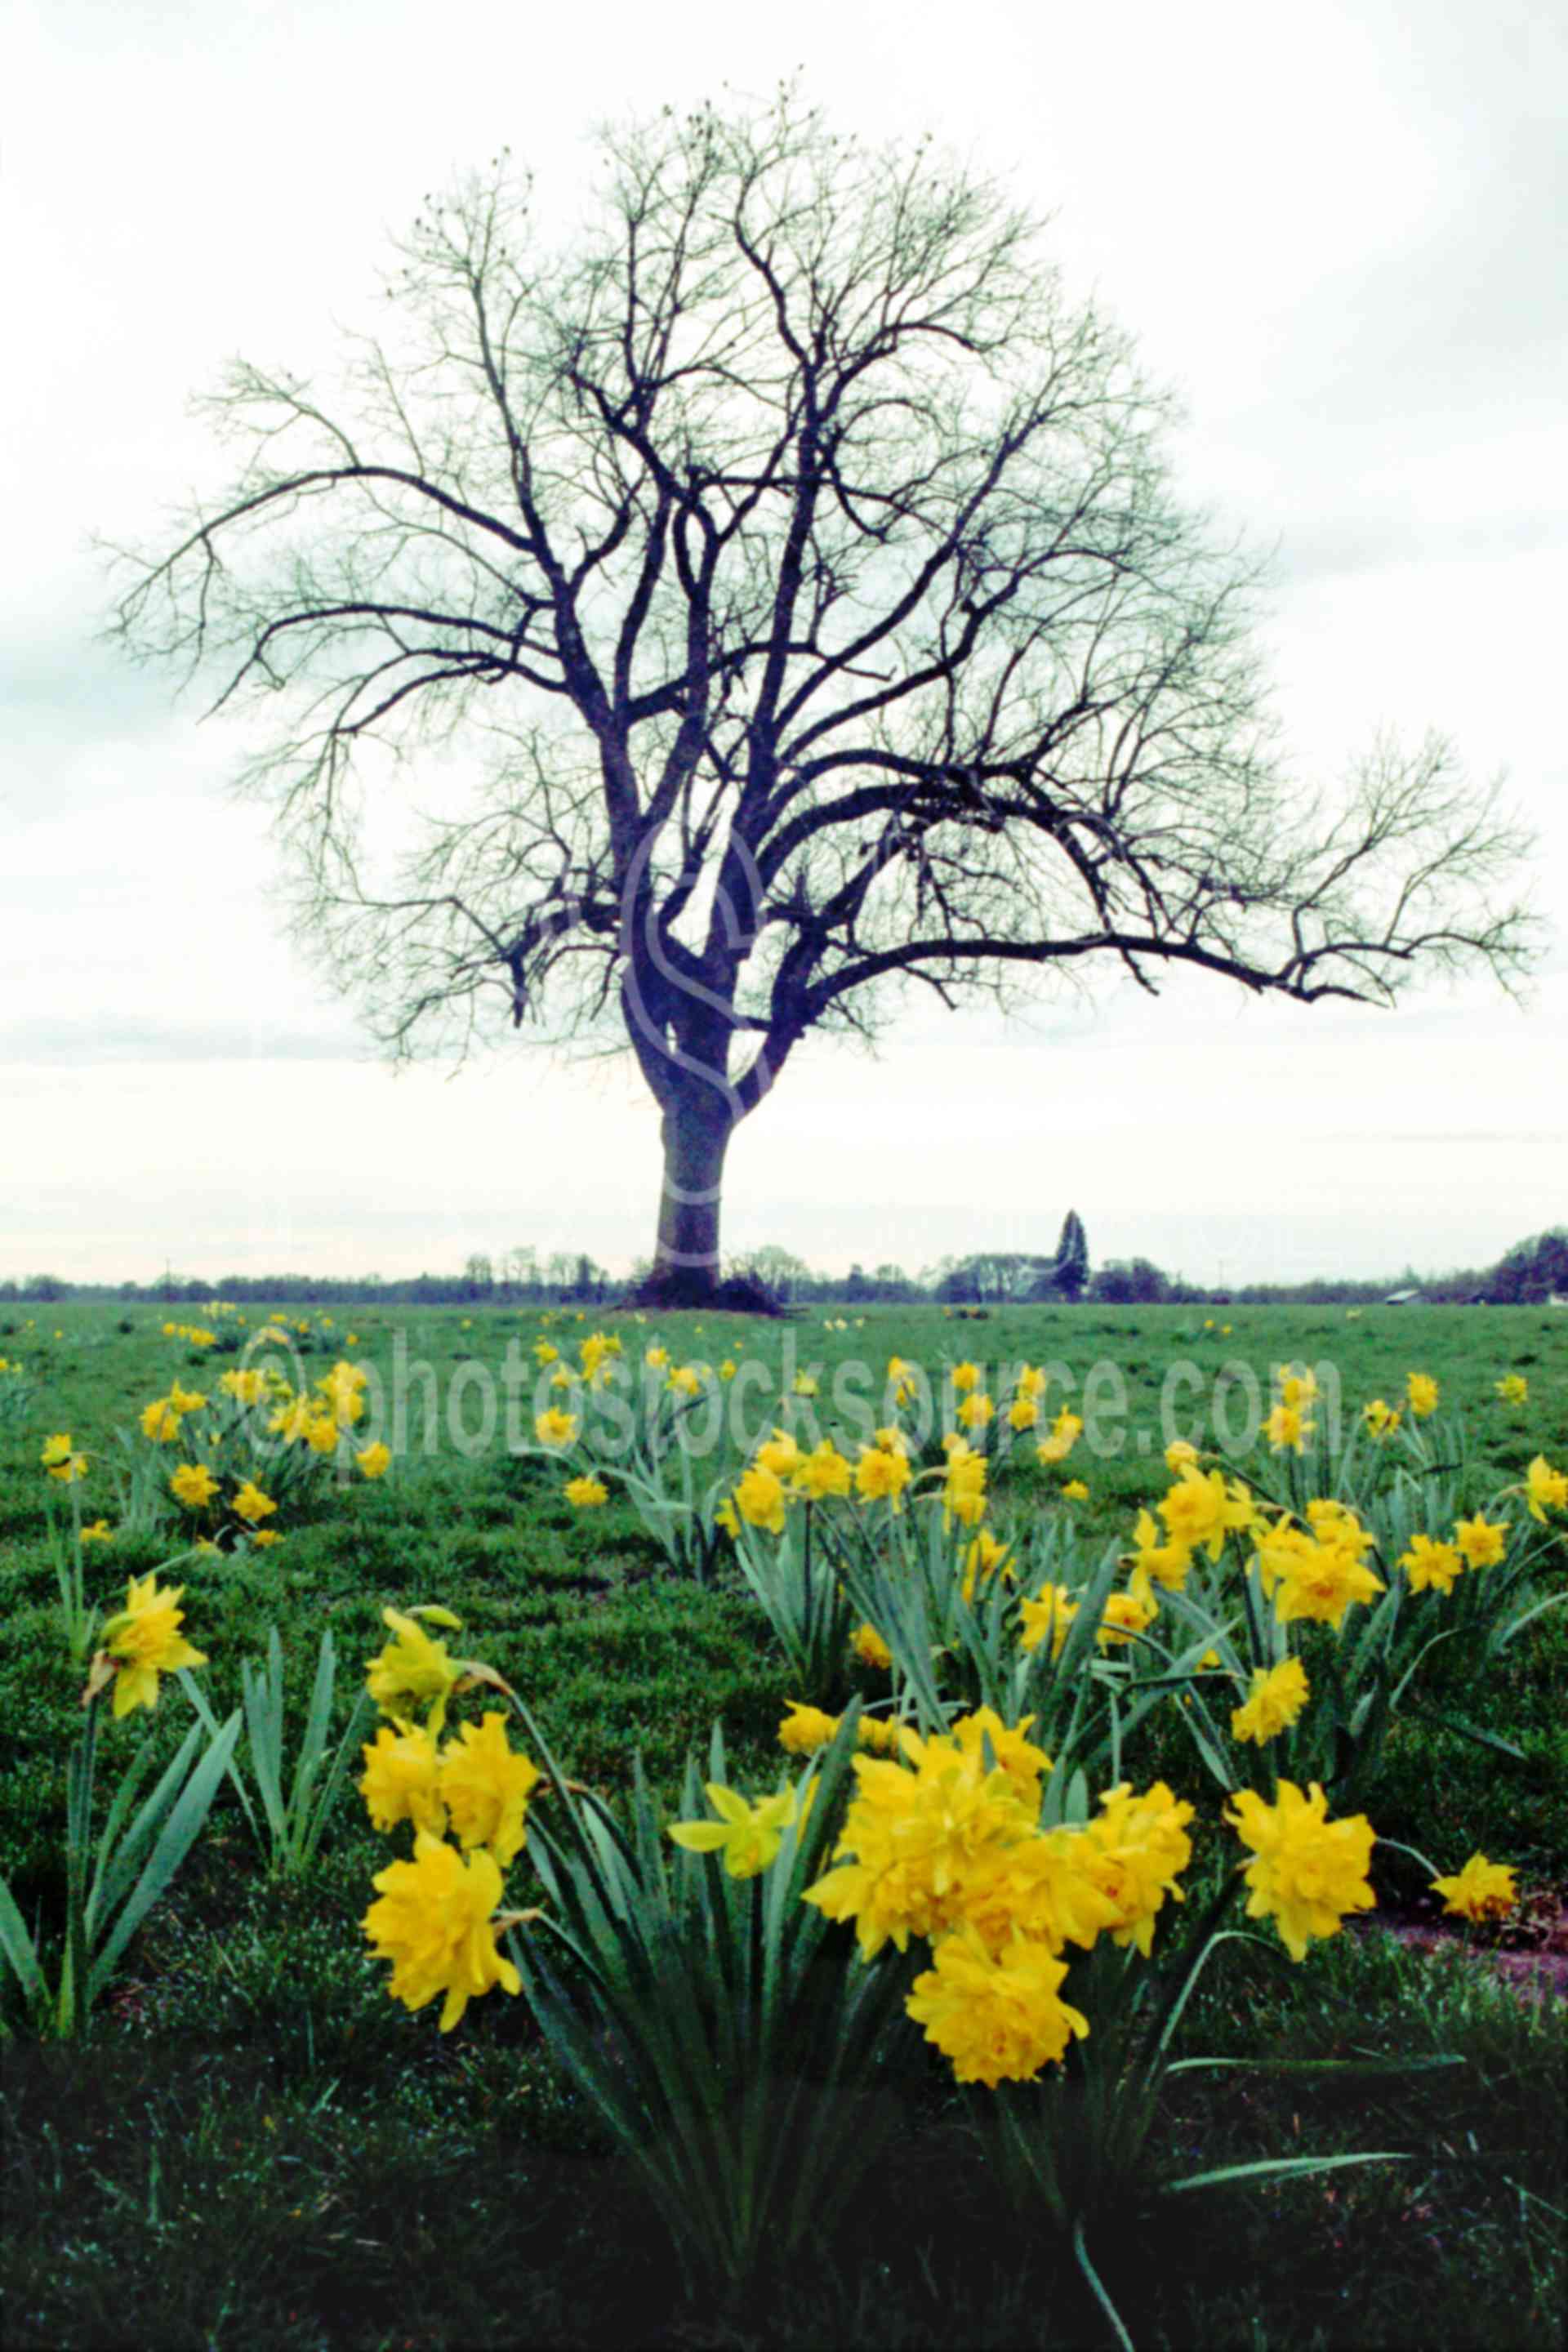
[1,1298,1565,2347]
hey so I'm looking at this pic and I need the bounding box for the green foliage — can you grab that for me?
[181,1628,375,1878]
[728,1499,858,1706]
[510,1704,915,2304]
[0,1691,242,2039]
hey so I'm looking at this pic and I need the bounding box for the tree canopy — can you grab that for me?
[108,88,1539,1299]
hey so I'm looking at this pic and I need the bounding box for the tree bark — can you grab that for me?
[648,1085,733,1305]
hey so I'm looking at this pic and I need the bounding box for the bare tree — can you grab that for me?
[106,91,1539,1303]
[735,1242,813,1297]
[503,1244,539,1294]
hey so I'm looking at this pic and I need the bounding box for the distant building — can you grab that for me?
[1383,1287,1426,1304]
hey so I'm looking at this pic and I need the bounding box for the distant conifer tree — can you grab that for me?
[1054,1209,1089,1298]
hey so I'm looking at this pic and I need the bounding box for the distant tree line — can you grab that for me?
[4,1226,1561,1312]
[0,1258,612,1310]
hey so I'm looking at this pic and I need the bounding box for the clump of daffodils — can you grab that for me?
[1252,1502,1385,1629]
[716,1428,895,1537]
[1264,1364,1318,1453]
[359,1607,541,2032]
[800,1709,1196,2087]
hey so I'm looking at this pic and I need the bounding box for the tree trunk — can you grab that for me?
[648,1085,733,1306]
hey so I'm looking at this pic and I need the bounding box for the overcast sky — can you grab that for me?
[5,0,1565,1288]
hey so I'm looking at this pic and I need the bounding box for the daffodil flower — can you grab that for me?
[667,1782,809,1878]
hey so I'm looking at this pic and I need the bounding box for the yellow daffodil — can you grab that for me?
[1265,1529,1385,1629]
[1524,1454,1568,1522]
[1079,1780,1195,1953]
[1158,1466,1249,1563]
[906,1927,1090,2086]
[1453,1512,1509,1570]
[1430,1852,1517,1924]
[950,1708,1053,1800]
[97,1573,207,1717]
[960,1527,1014,1601]
[366,1606,464,1733]
[1263,1402,1310,1454]
[802,1731,1037,1960]
[360,1718,447,1837]
[1036,1408,1082,1466]
[855,1444,911,1511]
[1398,1532,1465,1594]
[362,1832,521,2031]
[1096,1586,1157,1649]
[1224,1779,1375,1962]
[755,1428,804,1478]
[1230,1657,1310,1744]
[1018,1584,1078,1657]
[578,1331,621,1380]
[439,1713,541,1869]
[42,1433,88,1482]
[794,1441,852,1499]
[667,1782,808,1878]
[1122,1509,1192,1593]
[852,1621,893,1671]
[778,1700,842,1755]
[170,1463,219,1509]
[942,1441,987,1530]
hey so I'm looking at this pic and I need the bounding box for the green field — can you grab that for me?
[2,1299,1565,2349]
